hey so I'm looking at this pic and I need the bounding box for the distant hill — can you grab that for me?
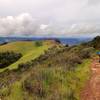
[0,37,95,100]
[0,37,92,45]
[89,36,100,49]
[82,36,100,49]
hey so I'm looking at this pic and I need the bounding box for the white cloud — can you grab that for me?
[0,0,100,37]
[0,13,100,37]
[88,0,100,6]
[40,24,48,30]
[0,13,40,36]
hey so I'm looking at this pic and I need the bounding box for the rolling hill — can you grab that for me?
[0,37,96,100]
[0,36,99,100]
[0,40,59,72]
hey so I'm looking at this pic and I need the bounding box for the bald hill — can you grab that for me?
[0,36,99,100]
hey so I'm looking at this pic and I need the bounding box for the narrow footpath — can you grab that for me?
[81,57,100,100]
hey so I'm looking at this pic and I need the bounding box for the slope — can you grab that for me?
[0,40,57,72]
[0,43,94,100]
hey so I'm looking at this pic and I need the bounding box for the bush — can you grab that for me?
[68,53,82,64]
[23,76,47,98]
[17,61,34,72]
[54,39,61,44]
[35,41,43,47]
[79,47,94,59]
[0,51,22,68]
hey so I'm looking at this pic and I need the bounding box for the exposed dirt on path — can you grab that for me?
[81,57,100,100]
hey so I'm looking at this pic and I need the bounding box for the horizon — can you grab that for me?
[0,35,93,46]
[0,1,100,99]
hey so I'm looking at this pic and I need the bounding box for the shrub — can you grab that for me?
[68,54,82,64]
[35,41,43,47]
[23,77,47,98]
[18,61,33,72]
[54,39,61,44]
[65,44,69,47]
[79,47,94,59]
[0,51,22,68]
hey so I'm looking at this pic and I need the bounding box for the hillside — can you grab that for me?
[0,40,57,54]
[0,40,59,72]
[82,36,100,49]
[0,37,97,100]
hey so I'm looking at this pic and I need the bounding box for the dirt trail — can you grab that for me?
[81,57,100,100]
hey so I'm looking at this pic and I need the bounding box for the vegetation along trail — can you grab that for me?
[81,57,100,100]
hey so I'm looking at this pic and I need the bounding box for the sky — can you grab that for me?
[0,0,100,37]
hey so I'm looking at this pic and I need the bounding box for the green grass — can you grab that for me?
[8,45,48,70]
[0,41,36,54]
[39,59,90,100]
[0,41,51,72]
[0,41,92,100]
[66,59,91,99]
[7,82,23,100]
[18,59,91,100]
[0,57,91,100]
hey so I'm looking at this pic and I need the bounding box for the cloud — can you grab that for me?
[0,13,100,37]
[0,0,100,37]
[40,24,48,30]
[88,0,100,6]
[0,13,40,36]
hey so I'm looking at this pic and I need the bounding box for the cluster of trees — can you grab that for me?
[0,51,22,68]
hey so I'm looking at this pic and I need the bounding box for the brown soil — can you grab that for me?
[81,57,100,100]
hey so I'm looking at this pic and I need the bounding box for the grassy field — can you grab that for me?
[1,59,91,100]
[0,41,36,54]
[0,36,99,100]
[69,59,91,99]
[0,39,94,100]
[0,41,53,72]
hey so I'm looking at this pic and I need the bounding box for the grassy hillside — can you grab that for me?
[0,42,95,100]
[81,36,100,50]
[0,60,91,100]
[0,41,53,54]
[0,40,57,72]
[0,41,36,54]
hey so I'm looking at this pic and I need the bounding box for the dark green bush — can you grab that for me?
[0,51,22,68]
